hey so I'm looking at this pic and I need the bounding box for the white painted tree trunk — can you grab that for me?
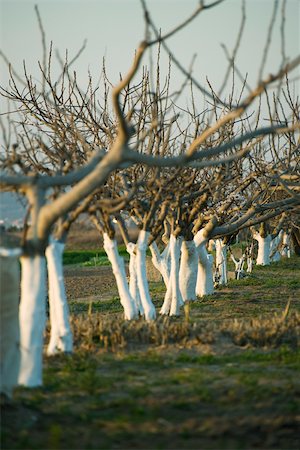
[126,242,143,315]
[254,232,272,266]
[45,238,73,355]
[158,240,172,315]
[18,255,47,387]
[160,235,183,315]
[194,230,214,297]
[136,230,156,320]
[0,249,21,397]
[281,232,291,258]
[103,233,137,320]
[169,235,184,316]
[150,241,170,286]
[246,242,254,273]
[215,239,228,285]
[247,256,253,273]
[179,239,197,302]
[230,252,246,279]
[270,231,283,262]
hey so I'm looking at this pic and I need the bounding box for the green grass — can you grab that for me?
[4,345,299,449]
[2,256,300,450]
[63,245,128,266]
[63,246,152,266]
[69,297,123,315]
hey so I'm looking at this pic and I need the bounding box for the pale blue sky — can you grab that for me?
[0,0,299,95]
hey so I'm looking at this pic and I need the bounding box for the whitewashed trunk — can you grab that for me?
[281,232,291,258]
[179,239,197,302]
[230,252,246,279]
[247,256,253,273]
[136,230,156,320]
[270,231,282,262]
[0,249,21,397]
[254,233,272,266]
[246,242,254,273]
[150,241,170,286]
[160,235,183,316]
[194,230,214,297]
[103,234,137,320]
[160,284,172,315]
[236,256,246,279]
[215,239,228,285]
[169,235,183,316]
[19,255,47,387]
[157,242,172,316]
[126,242,143,315]
[45,238,73,355]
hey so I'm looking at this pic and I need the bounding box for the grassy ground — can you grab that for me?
[63,247,129,266]
[1,257,300,450]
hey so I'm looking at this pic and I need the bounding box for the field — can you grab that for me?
[1,252,300,450]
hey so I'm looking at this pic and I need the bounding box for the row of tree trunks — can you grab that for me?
[0,223,296,395]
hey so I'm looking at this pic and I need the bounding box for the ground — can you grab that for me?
[64,265,118,302]
[1,254,300,450]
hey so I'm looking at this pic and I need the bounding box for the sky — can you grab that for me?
[0,0,299,224]
[1,0,299,96]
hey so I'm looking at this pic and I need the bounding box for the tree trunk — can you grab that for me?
[254,233,272,265]
[150,241,170,286]
[0,251,21,398]
[281,232,291,258]
[169,234,183,316]
[160,235,183,316]
[18,255,47,387]
[291,228,300,256]
[126,242,143,315]
[246,242,254,273]
[194,230,214,297]
[179,239,197,302]
[136,230,156,320]
[45,238,73,355]
[155,242,172,316]
[230,251,246,279]
[103,233,138,320]
[215,239,228,285]
[270,231,282,262]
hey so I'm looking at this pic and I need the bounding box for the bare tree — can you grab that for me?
[0,0,299,388]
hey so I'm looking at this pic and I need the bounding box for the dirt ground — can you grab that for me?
[64,265,118,301]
